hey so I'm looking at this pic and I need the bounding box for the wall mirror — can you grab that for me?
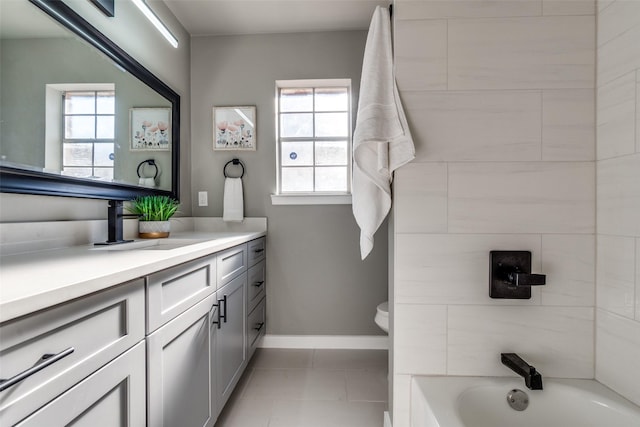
[0,0,180,200]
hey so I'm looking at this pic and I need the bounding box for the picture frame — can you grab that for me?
[213,106,256,151]
[130,107,172,151]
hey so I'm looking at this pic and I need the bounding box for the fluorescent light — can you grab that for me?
[131,0,178,48]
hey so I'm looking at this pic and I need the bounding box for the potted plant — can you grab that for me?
[128,195,179,238]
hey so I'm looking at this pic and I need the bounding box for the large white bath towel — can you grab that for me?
[352,6,415,260]
[223,177,244,222]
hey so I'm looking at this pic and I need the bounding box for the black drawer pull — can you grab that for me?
[0,347,75,392]
[253,248,265,254]
[253,281,265,288]
[253,322,265,332]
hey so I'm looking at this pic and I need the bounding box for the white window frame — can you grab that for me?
[272,79,353,205]
[61,89,115,180]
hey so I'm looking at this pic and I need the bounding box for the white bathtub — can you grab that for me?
[411,376,640,427]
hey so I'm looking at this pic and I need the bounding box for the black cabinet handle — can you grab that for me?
[253,248,264,254]
[253,322,265,332]
[220,295,228,323]
[0,347,75,392]
[211,303,221,329]
[253,281,265,288]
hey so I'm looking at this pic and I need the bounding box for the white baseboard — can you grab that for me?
[258,334,388,350]
[384,411,392,427]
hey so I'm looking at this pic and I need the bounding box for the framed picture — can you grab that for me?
[130,108,172,151]
[213,106,256,151]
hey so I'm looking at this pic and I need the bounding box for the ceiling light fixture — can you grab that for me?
[130,0,178,48]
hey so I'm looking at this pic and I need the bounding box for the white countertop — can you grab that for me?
[0,230,265,323]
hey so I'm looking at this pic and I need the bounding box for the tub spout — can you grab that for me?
[501,353,543,390]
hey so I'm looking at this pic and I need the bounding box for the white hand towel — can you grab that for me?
[223,177,244,222]
[352,5,415,260]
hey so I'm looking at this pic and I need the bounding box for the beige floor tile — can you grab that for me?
[346,369,389,403]
[242,368,347,401]
[214,398,272,427]
[249,348,314,369]
[312,349,388,370]
[268,400,386,427]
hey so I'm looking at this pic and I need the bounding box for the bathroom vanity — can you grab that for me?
[0,230,266,426]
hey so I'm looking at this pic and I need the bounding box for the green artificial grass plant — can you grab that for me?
[128,195,179,221]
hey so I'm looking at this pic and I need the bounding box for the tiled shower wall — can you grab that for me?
[391,1,597,425]
[595,0,640,406]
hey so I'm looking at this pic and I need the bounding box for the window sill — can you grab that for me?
[270,194,352,205]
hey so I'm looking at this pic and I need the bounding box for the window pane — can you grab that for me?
[93,168,114,180]
[281,167,313,192]
[315,166,348,192]
[280,88,313,112]
[65,116,95,139]
[96,116,115,139]
[94,143,115,166]
[63,143,93,166]
[96,92,115,114]
[281,141,313,166]
[280,113,313,137]
[315,112,348,137]
[315,87,348,112]
[62,167,92,178]
[316,140,348,165]
[64,92,95,114]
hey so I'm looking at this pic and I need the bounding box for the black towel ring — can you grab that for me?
[224,158,245,178]
[137,159,159,179]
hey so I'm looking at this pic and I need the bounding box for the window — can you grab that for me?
[62,90,115,180]
[274,79,352,204]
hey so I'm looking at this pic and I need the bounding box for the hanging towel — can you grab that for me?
[352,5,415,260]
[223,177,244,222]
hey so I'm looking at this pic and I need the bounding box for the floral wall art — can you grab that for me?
[130,107,171,151]
[213,106,256,151]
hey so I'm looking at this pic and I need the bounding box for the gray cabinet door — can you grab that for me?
[216,272,247,410]
[16,342,146,427]
[147,294,217,427]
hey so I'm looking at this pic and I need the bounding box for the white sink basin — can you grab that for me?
[91,238,209,251]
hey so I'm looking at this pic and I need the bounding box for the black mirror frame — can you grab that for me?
[0,0,180,201]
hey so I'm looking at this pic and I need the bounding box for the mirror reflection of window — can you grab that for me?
[61,90,115,181]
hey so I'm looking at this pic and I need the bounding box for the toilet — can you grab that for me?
[374,301,389,333]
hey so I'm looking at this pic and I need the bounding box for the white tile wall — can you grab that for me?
[395,234,542,305]
[394,20,447,91]
[542,0,595,16]
[447,306,594,377]
[395,0,542,20]
[393,1,599,425]
[596,71,636,160]
[394,305,447,374]
[540,234,595,307]
[394,163,447,233]
[597,154,640,237]
[402,91,542,161]
[595,0,640,410]
[448,162,595,234]
[596,310,640,405]
[596,235,636,319]
[448,16,595,90]
[542,89,595,160]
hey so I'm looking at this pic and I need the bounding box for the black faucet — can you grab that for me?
[501,353,543,390]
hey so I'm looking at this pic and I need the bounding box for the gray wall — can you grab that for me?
[191,31,388,335]
[0,0,191,221]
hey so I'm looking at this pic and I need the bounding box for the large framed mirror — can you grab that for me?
[0,0,180,200]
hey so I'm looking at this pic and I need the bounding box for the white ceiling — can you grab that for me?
[162,0,389,36]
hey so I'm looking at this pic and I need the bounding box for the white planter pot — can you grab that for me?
[138,220,170,238]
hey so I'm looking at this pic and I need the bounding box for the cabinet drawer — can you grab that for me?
[247,237,266,267]
[16,341,146,427]
[147,255,216,333]
[0,280,145,426]
[216,244,247,288]
[247,260,266,314]
[247,298,265,357]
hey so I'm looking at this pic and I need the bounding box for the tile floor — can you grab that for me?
[214,348,388,427]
